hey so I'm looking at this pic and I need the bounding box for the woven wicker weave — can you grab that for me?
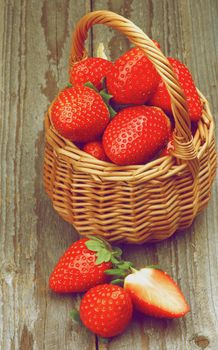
[43,11,216,244]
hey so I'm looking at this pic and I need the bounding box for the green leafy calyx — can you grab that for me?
[84,81,117,118]
[85,236,134,286]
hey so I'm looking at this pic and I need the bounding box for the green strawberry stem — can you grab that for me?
[66,83,73,88]
[84,81,99,93]
[84,81,117,118]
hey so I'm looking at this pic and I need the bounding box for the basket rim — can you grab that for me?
[45,89,215,183]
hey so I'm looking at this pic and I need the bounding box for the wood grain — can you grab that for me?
[0,0,217,349]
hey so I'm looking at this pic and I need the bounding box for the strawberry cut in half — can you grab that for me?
[124,267,190,319]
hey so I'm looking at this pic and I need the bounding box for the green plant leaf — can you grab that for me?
[112,247,123,257]
[107,105,117,118]
[70,309,81,323]
[84,81,99,92]
[99,89,117,119]
[117,261,132,270]
[110,255,121,265]
[85,240,103,252]
[96,249,112,264]
[100,89,113,103]
[105,268,127,276]
[66,83,72,88]
[110,278,124,286]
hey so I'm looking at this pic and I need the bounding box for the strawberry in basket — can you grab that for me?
[50,85,110,142]
[69,57,113,90]
[106,47,161,105]
[83,140,108,161]
[148,57,203,121]
[103,106,170,165]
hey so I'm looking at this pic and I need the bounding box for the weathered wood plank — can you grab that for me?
[91,0,218,349]
[0,0,95,349]
[0,0,217,350]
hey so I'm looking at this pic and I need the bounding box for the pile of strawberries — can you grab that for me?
[49,236,190,338]
[50,40,202,166]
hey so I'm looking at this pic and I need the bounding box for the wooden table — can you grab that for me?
[0,0,217,349]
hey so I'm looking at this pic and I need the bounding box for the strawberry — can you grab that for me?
[106,47,160,104]
[50,86,109,142]
[159,132,174,156]
[49,237,113,293]
[80,284,133,337]
[83,141,108,161]
[102,106,170,165]
[124,267,190,318]
[148,57,202,121]
[69,57,113,90]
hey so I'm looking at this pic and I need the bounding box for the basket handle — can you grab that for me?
[69,10,199,177]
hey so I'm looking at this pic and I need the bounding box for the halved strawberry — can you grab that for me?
[124,267,190,318]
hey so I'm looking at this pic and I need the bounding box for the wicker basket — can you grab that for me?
[43,11,216,244]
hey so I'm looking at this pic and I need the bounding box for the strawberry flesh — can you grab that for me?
[124,268,190,318]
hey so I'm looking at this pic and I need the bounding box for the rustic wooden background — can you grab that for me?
[0,0,217,349]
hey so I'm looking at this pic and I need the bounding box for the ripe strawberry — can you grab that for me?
[148,57,202,121]
[106,47,160,105]
[80,284,133,337]
[49,237,112,293]
[103,106,170,165]
[50,86,109,142]
[124,267,190,318]
[159,132,174,156]
[83,141,108,161]
[69,57,113,90]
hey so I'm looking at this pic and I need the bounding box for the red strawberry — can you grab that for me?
[103,106,170,165]
[149,57,202,121]
[83,141,108,161]
[106,47,160,105]
[124,267,190,318]
[50,86,109,142]
[159,132,174,156]
[80,284,133,337]
[49,237,112,293]
[70,57,113,90]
